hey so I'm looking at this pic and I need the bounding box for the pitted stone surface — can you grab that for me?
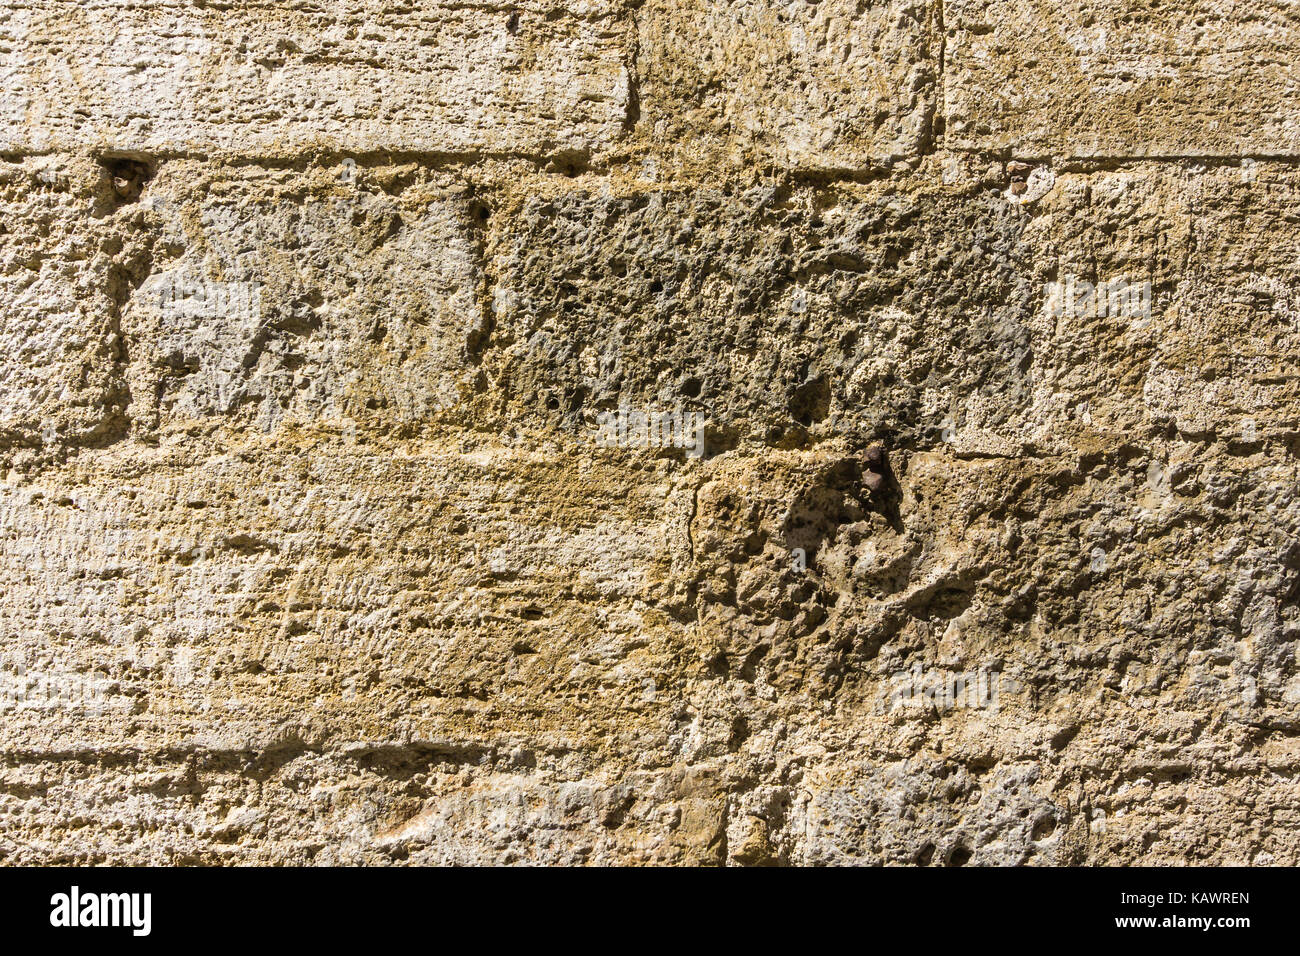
[944,0,1300,157]
[636,0,939,171]
[0,2,1297,867]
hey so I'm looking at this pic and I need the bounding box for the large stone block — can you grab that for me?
[488,160,1300,457]
[636,0,939,170]
[0,0,631,158]
[0,436,689,750]
[0,155,133,469]
[120,160,488,436]
[945,0,1300,157]
[487,174,1036,456]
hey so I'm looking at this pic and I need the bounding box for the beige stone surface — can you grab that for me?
[0,3,1298,866]
[636,0,939,172]
[945,0,1300,157]
[0,0,631,159]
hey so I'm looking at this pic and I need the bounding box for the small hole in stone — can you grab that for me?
[945,845,972,867]
[788,375,830,426]
[98,156,154,202]
[680,376,702,398]
[1031,817,1057,841]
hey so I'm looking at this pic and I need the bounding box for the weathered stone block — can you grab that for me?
[637,0,938,170]
[945,0,1300,157]
[120,161,487,435]
[0,0,631,158]
[490,161,1300,457]
[0,155,131,467]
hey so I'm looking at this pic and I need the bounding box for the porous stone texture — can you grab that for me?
[2,0,630,159]
[0,1,1297,866]
[945,0,1300,157]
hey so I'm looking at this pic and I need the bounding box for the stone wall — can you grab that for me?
[1,0,1298,865]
